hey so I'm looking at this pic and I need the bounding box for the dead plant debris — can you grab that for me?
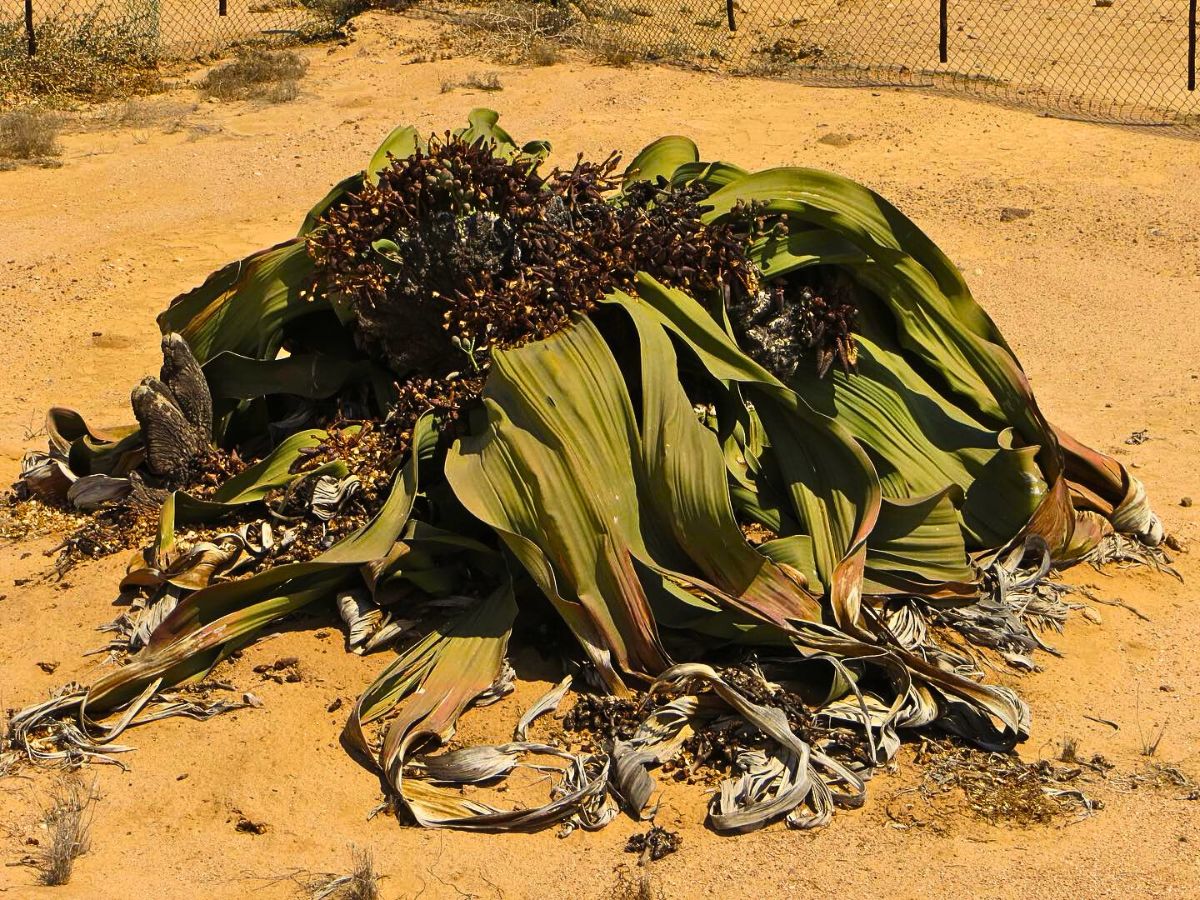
[625,825,681,862]
[888,738,1108,828]
[233,809,269,834]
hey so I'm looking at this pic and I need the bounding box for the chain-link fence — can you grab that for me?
[6,0,1198,125]
[4,0,340,68]
[583,0,1200,126]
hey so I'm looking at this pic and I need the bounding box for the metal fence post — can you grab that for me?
[726,0,736,32]
[939,0,948,63]
[1190,0,1197,91]
[24,0,36,56]
[219,0,227,16]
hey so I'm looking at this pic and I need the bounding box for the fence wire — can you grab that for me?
[5,0,1199,126]
[4,0,338,69]
[581,0,1200,126]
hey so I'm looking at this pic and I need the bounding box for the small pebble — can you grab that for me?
[817,132,857,148]
[1181,497,1193,508]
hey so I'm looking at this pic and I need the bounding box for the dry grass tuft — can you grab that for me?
[113,98,199,131]
[35,777,98,886]
[309,846,382,900]
[0,107,60,159]
[199,49,308,102]
[1140,722,1167,757]
[1059,735,1080,763]
[441,70,503,93]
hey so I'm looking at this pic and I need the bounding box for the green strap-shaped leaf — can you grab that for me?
[81,417,439,717]
[346,582,516,790]
[864,491,976,597]
[701,169,1061,469]
[789,323,1046,551]
[445,319,672,688]
[448,306,852,688]
[146,414,435,647]
[622,135,699,188]
[626,300,823,625]
[203,350,393,412]
[158,238,321,365]
[299,172,363,235]
[700,166,1005,347]
[671,160,749,191]
[46,407,143,477]
[745,229,869,278]
[614,276,880,628]
[365,124,421,186]
[85,571,346,712]
[122,430,346,588]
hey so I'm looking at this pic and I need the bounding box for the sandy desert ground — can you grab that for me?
[1,12,1199,899]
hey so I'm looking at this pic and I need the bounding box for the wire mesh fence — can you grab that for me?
[3,0,340,69]
[581,0,1200,126]
[5,0,1198,125]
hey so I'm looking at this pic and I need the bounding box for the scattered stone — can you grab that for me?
[999,207,1033,222]
[1125,429,1150,445]
[1180,497,1193,508]
[817,132,857,148]
[176,773,189,781]
[91,333,137,350]
[243,692,264,708]
[253,657,301,683]
[36,661,59,674]
[327,697,344,713]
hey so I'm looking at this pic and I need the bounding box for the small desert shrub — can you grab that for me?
[250,0,303,12]
[0,8,162,103]
[447,0,581,64]
[463,71,503,91]
[589,36,636,68]
[0,107,60,158]
[441,71,504,93]
[36,778,97,886]
[199,49,308,102]
[298,0,375,28]
[525,38,561,66]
